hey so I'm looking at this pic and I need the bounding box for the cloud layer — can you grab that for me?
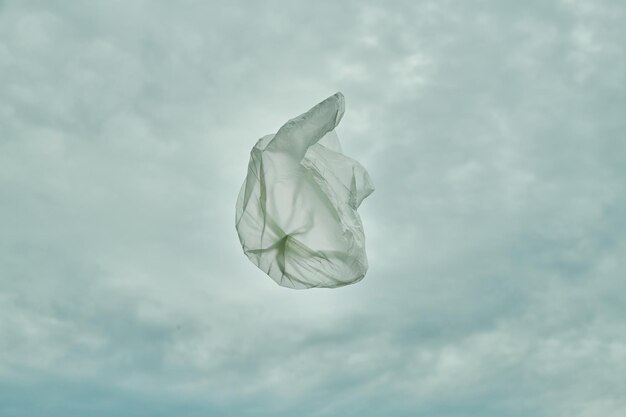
[1,1,625,416]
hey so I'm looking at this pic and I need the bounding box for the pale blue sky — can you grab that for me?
[1,1,625,416]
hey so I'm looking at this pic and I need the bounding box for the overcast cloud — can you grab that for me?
[1,1,625,416]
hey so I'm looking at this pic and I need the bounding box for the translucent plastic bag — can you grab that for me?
[235,92,374,289]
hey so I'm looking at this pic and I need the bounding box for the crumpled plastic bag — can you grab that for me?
[235,92,374,289]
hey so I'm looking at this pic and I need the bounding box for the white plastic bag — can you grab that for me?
[235,92,374,289]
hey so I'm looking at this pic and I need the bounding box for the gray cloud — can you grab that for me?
[1,0,625,416]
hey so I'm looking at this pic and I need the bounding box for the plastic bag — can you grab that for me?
[235,92,374,289]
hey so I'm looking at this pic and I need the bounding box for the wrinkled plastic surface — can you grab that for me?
[235,92,374,289]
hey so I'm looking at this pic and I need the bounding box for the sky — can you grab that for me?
[1,0,625,416]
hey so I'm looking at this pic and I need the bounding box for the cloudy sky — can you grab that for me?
[1,0,625,416]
